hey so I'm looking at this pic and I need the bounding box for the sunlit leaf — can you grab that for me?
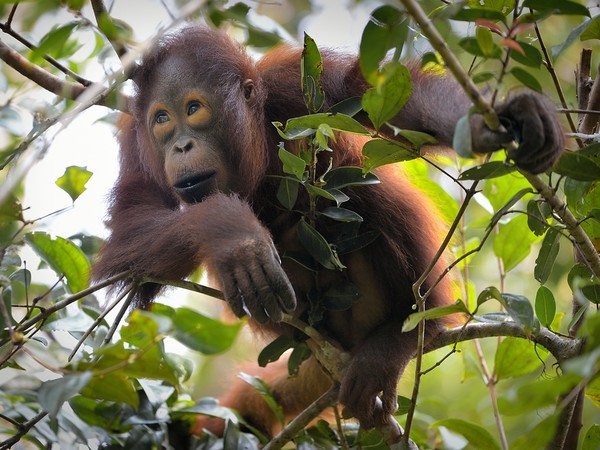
[362,62,412,131]
[278,146,306,180]
[171,307,242,354]
[582,425,600,450]
[495,337,548,380]
[25,232,90,293]
[493,215,539,272]
[362,138,416,173]
[55,166,93,202]
[81,372,139,408]
[581,15,600,41]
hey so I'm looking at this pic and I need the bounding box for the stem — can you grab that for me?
[398,0,500,129]
[262,386,340,450]
[474,340,508,450]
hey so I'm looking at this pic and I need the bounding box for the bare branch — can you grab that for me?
[426,322,582,363]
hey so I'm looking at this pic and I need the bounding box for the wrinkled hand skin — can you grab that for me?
[470,92,565,174]
[339,341,409,430]
[214,238,296,324]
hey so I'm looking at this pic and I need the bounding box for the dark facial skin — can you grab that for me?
[146,56,231,203]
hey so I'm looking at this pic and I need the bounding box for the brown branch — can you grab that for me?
[0,411,48,450]
[426,323,582,362]
[262,386,340,450]
[580,63,600,136]
[0,39,128,111]
[0,23,91,86]
[577,49,593,124]
[90,0,129,60]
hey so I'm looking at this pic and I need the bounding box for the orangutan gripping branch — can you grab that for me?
[92,25,564,437]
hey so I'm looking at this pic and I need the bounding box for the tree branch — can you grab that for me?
[0,39,128,111]
[90,0,130,60]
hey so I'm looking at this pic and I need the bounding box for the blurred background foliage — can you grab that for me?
[0,0,600,449]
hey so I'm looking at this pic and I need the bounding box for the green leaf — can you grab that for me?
[476,26,498,57]
[499,293,539,335]
[495,337,548,380]
[328,96,363,116]
[320,207,363,223]
[305,184,339,203]
[534,228,560,284]
[581,15,600,41]
[477,286,502,307]
[81,372,139,408]
[493,215,539,272]
[362,138,416,173]
[402,300,469,332]
[171,307,242,354]
[278,146,306,180]
[25,232,90,293]
[552,18,591,60]
[30,22,79,62]
[97,12,133,42]
[239,373,285,425]
[522,0,591,16]
[38,372,93,419]
[288,342,311,376]
[359,5,408,84]
[281,113,369,137]
[258,335,296,367]
[55,166,93,202]
[510,67,542,92]
[582,425,600,450]
[488,187,533,229]
[362,62,412,131]
[277,177,299,211]
[301,33,324,113]
[535,285,556,328]
[322,166,380,189]
[297,219,344,270]
[511,415,559,450]
[453,114,474,158]
[393,129,437,148]
[453,8,507,22]
[459,37,502,58]
[510,41,543,67]
[432,418,501,450]
[498,374,581,415]
[554,151,600,181]
[568,263,600,304]
[526,200,548,235]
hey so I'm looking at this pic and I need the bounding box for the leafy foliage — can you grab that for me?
[0,1,600,449]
